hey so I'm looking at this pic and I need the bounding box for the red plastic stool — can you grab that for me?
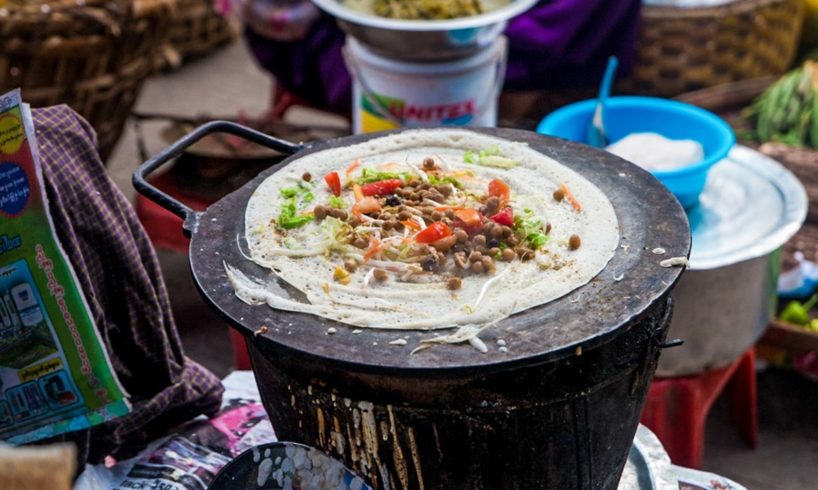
[135,172,252,370]
[640,347,758,468]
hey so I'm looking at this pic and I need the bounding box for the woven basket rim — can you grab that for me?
[0,0,173,19]
[643,0,793,18]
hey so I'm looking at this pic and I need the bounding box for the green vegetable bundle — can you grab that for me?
[745,61,818,149]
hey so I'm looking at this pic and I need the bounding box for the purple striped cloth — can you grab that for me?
[245,0,642,114]
[29,106,223,470]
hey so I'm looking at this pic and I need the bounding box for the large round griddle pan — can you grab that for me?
[133,122,690,376]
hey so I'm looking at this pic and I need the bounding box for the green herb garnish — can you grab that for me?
[280,186,300,198]
[428,174,463,189]
[357,167,409,184]
[328,195,347,209]
[280,181,313,199]
[278,198,314,229]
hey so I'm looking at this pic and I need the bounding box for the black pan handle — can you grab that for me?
[132,120,304,235]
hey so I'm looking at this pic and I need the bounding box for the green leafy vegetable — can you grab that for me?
[357,167,409,183]
[744,60,818,149]
[514,209,549,250]
[428,174,463,189]
[278,198,314,229]
[328,195,347,209]
[280,181,313,199]
[280,187,300,198]
[479,145,501,159]
[462,145,518,168]
[303,192,315,203]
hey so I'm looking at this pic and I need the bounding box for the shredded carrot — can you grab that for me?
[560,183,582,212]
[433,205,466,212]
[401,220,421,231]
[345,160,361,176]
[353,184,364,202]
[363,237,383,262]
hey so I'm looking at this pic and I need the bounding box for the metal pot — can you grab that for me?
[134,123,690,489]
[311,0,538,61]
[657,146,806,376]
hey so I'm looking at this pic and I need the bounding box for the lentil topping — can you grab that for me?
[259,147,594,290]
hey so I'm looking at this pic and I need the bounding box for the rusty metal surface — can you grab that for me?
[247,297,673,490]
[189,128,690,373]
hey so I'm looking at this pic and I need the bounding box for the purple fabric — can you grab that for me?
[246,0,641,114]
[28,106,223,470]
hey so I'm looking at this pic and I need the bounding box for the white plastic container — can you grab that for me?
[343,36,507,134]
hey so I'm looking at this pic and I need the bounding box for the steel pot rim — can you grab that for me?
[312,0,539,32]
[687,146,807,271]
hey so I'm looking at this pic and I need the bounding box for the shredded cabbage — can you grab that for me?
[514,209,549,249]
[320,216,352,253]
[463,145,518,168]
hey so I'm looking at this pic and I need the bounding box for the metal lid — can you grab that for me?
[687,145,807,270]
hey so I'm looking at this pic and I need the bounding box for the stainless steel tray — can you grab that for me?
[619,425,678,489]
[620,425,747,490]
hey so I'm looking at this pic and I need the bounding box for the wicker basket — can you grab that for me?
[622,0,805,97]
[167,0,236,63]
[0,0,175,161]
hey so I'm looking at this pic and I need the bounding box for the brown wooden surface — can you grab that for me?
[761,321,818,354]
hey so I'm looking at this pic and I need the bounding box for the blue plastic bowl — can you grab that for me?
[536,96,735,208]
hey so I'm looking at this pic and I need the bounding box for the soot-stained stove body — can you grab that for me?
[247,299,672,489]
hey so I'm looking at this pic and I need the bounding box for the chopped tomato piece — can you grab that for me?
[454,208,483,227]
[324,171,341,196]
[452,219,482,235]
[488,178,510,203]
[352,196,381,215]
[415,222,452,244]
[361,179,402,196]
[490,207,514,227]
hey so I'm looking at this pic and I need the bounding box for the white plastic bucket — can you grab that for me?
[344,36,507,134]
